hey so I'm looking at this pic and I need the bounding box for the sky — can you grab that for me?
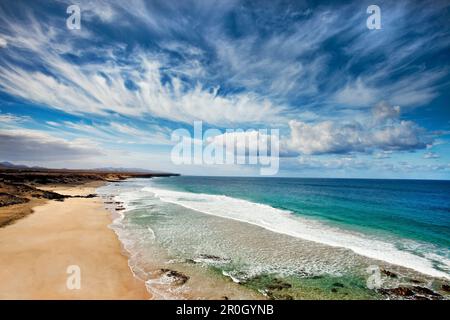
[0,0,449,179]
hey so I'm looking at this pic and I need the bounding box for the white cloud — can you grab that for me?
[298,156,368,170]
[371,121,429,150]
[288,120,363,155]
[205,130,279,156]
[287,103,431,155]
[372,102,400,124]
[46,121,61,127]
[0,113,30,123]
[424,152,439,159]
[334,79,379,107]
[373,151,392,159]
[0,37,7,48]
[296,156,450,174]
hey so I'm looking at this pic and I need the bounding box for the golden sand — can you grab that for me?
[0,183,149,299]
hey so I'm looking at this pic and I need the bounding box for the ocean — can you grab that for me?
[97,176,450,299]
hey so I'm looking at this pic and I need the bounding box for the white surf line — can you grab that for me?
[143,186,450,280]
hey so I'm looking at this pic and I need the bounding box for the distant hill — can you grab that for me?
[93,167,161,174]
[0,162,177,176]
[0,162,46,170]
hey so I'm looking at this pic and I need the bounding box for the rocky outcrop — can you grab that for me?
[332,282,345,288]
[0,169,178,186]
[266,278,292,291]
[0,168,178,227]
[0,182,68,207]
[159,269,190,285]
[412,286,440,296]
[381,269,398,278]
[378,286,443,300]
[72,194,97,198]
[0,193,29,207]
[194,254,231,264]
[379,287,414,297]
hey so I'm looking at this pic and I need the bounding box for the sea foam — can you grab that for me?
[143,186,450,280]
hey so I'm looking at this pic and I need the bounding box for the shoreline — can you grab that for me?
[0,181,150,299]
[99,181,263,300]
[102,178,450,300]
[1,176,448,300]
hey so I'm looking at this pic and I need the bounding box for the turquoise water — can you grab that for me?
[152,176,450,250]
[98,176,450,299]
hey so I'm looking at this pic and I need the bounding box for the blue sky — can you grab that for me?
[0,0,449,178]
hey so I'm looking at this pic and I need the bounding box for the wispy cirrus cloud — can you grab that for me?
[58,120,173,145]
[0,0,449,177]
[1,0,448,127]
[0,113,31,124]
[0,2,288,127]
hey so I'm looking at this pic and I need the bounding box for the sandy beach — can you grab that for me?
[0,183,150,299]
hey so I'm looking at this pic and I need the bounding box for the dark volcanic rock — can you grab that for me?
[40,190,68,201]
[266,278,292,291]
[412,286,441,297]
[0,193,30,207]
[379,287,414,297]
[0,168,178,226]
[194,254,231,264]
[0,182,68,205]
[294,270,312,277]
[381,269,398,278]
[391,287,414,296]
[277,294,294,300]
[379,286,442,300]
[185,259,196,264]
[199,254,224,260]
[73,194,97,198]
[442,284,450,292]
[160,269,189,285]
[0,170,178,187]
[259,289,275,300]
[332,282,345,288]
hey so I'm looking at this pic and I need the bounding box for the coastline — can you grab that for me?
[100,181,263,300]
[101,177,450,300]
[0,175,448,300]
[0,181,150,299]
